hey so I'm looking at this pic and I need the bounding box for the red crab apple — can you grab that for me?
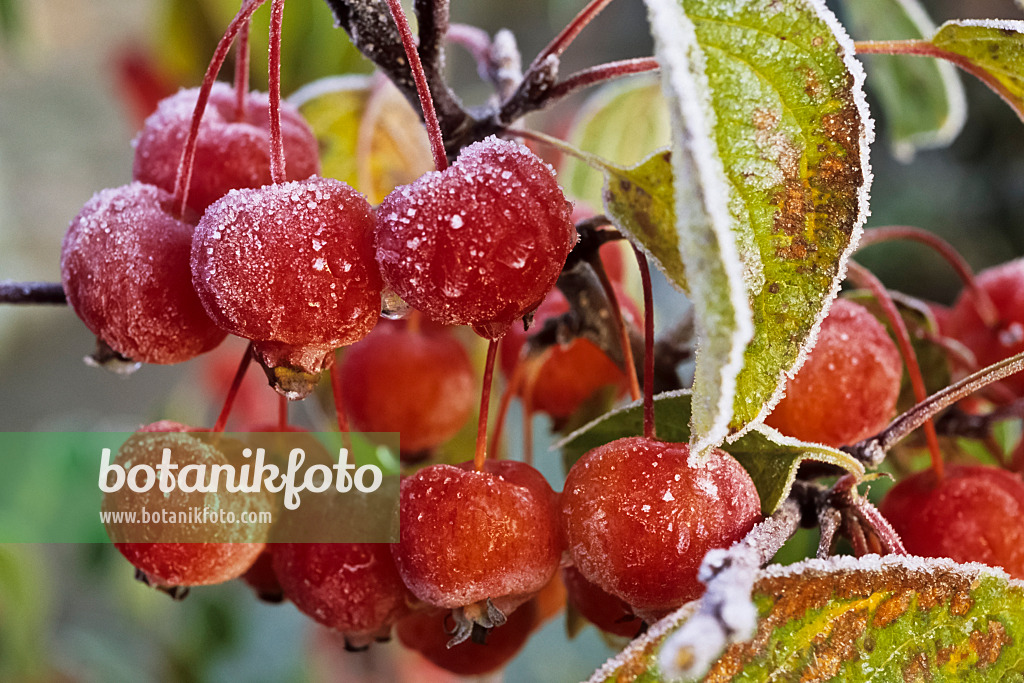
[391,459,563,644]
[374,136,577,340]
[191,177,382,397]
[133,82,320,214]
[561,437,761,621]
[339,319,475,460]
[101,422,273,589]
[765,298,902,447]
[880,464,1024,579]
[61,182,226,365]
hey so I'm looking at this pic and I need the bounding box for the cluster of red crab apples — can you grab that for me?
[57,8,1024,678]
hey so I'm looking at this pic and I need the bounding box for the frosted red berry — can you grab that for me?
[943,258,1024,398]
[375,136,576,340]
[339,320,475,458]
[562,566,642,637]
[392,460,563,637]
[191,177,382,396]
[880,465,1024,579]
[273,542,411,649]
[61,182,226,364]
[102,424,273,587]
[561,437,761,620]
[765,298,902,447]
[133,83,320,213]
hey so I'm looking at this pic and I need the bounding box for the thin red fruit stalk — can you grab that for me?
[212,343,254,433]
[234,4,251,122]
[858,226,999,327]
[474,339,500,472]
[633,245,656,441]
[529,0,618,72]
[278,394,289,430]
[267,0,286,184]
[592,252,641,402]
[329,356,351,434]
[383,0,448,171]
[847,261,944,478]
[173,0,267,217]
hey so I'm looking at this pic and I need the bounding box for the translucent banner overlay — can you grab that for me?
[0,431,400,543]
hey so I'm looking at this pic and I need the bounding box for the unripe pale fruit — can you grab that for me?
[765,298,902,447]
[375,136,577,340]
[561,436,761,620]
[61,182,226,364]
[191,177,382,396]
[133,83,320,213]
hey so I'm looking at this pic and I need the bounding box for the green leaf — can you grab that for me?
[559,391,863,514]
[641,0,873,452]
[642,0,755,456]
[840,0,965,161]
[591,555,1024,682]
[292,75,433,204]
[562,78,671,211]
[926,20,1024,123]
[601,151,685,290]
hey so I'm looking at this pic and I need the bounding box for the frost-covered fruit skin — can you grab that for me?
[562,566,642,638]
[103,425,272,586]
[133,83,320,213]
[944,258,1024,398]
[339,320,475,457]
[392,460,563,616]
[191,177,382,381]
[500,287,632,419]
[375,136,576,340]
[273,542,411,647]
[561,437,761,620]
[880,465,1024,579]
[396,600,538,676]
[61,182,226,364]
[765,298,902,448]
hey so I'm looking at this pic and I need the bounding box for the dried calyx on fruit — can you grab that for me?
[375,136,578,340]
[191,177,382,398]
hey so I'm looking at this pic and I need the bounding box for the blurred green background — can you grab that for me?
[2,0,1024,680]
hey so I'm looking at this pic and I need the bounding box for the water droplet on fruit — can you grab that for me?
[381,288,411,320]
[450,215,463,229]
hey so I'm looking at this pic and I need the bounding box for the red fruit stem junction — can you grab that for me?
[384,0,449,171]
[172,0,268,217]
[846,261,944,478]
[267,0,286,184]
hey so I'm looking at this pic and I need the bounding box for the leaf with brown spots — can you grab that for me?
[589,555,1024,682]
[642,0,873,453]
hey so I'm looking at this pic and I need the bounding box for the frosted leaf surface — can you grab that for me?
[374,136,576,340]
[641,0,873,451]
[190,177,381,353]
[60,182,227,364]
[133,83,321,214]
